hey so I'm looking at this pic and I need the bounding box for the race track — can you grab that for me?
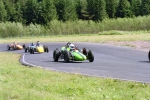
[0,42,150,83]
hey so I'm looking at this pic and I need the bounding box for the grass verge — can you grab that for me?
[0,31,150,43]
[0,52,150,100]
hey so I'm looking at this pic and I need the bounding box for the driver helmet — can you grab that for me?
[31,43,34,46]
[67,42,71,47]
[69,44,75,50]
[37,41,40,46]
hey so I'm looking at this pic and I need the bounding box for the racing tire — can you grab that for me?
[148,51,150,62]
[27,47,30,52]
[25,48,28,52]
[7,45,10,50]
[44,46,46,52]
[53,49,60,62]
[88,50,94,62]
[13,45,17,50]
[32,48,35,54]
[83,48,87,56]
[30,48,32,54]
[30,48,34,54]
[44,47,49,53]
[46,48,49,53]
[64,50,70,63]
[23,44,26,49]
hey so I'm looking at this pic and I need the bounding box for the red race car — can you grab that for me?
[7,42,24,50]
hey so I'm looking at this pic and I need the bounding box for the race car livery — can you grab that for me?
[7,43,24,50]
[53,44,94,63]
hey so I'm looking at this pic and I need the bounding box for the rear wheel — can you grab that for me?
[148,51,150,62]
[30,48,32,54]
[64,50,70,63]
[47,48,49,53]
[25,48,28,52]
[23,44,26,49]
[30,48,34,54]
[44,46,49,53]
[53,49,60,62]
[83,48,87,56]
[7,45,10,50]
[44,46,46,52]
[88,50,94,62]
[32,48,35,54]
[13,45,17,50]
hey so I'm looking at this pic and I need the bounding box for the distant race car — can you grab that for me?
[148,51,150,62]
[24,43,49,54]
[53,44,94,63]
[7,43,24,50]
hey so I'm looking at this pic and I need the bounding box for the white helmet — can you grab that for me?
[69,44,75,50]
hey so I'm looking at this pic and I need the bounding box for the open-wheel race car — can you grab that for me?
[7,42,24,50]
[24,43,49,54]
[53,43,94,63]
[148,51,150,62]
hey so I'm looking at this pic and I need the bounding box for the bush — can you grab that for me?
[0,15,150,38]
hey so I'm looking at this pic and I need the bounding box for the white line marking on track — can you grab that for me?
[22,54,37,67]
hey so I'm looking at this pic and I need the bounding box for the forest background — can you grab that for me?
[0,0,150,38]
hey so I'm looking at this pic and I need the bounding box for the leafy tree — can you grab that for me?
[55,0,77,21]
[87,0,95,20]
[116,0,132,18]
[13,2,24,23]
[76,0,82,19]
[76,0,90,20]
[130,0,142,16]
[38,0,57,25]
[140,0,150,16]
[63,0,77,21]
[0,0,7,22]
[87,0,107,21]
[106,0,118,18]
[24,0,39,25]
[4,0,16,22]
[55,0,64,21]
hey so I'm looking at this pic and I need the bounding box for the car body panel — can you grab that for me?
[37,46,44,53]
[8,44,23,50]
[71,50,87,61]
[60,46,87,61]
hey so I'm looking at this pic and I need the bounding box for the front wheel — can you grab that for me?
[148,51,150,62]
[30,48,32,54]
[64,50,70,63]
[53,49,60,62]
[13,45,17,50]
[7,45,10,50]
[23,44,26,49]
[82,48,87,56]
[45,47,49,53]
[25,48,28,52]
[88,50,94,62]
[30,48,34,54]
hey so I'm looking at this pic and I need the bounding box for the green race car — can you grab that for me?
[53,44,94,63]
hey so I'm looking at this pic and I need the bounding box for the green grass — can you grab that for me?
[0,31,150,43]
[0,52,150,100]
[0,31,150,99]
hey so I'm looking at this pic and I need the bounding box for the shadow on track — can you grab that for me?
[138,61,150,63]
[43,60,88,63]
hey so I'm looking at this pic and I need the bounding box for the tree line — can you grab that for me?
[0,0,150,25]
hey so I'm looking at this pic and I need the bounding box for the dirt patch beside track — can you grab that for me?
[103,41,150,52]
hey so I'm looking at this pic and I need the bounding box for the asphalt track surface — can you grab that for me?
[0,42,150,83]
